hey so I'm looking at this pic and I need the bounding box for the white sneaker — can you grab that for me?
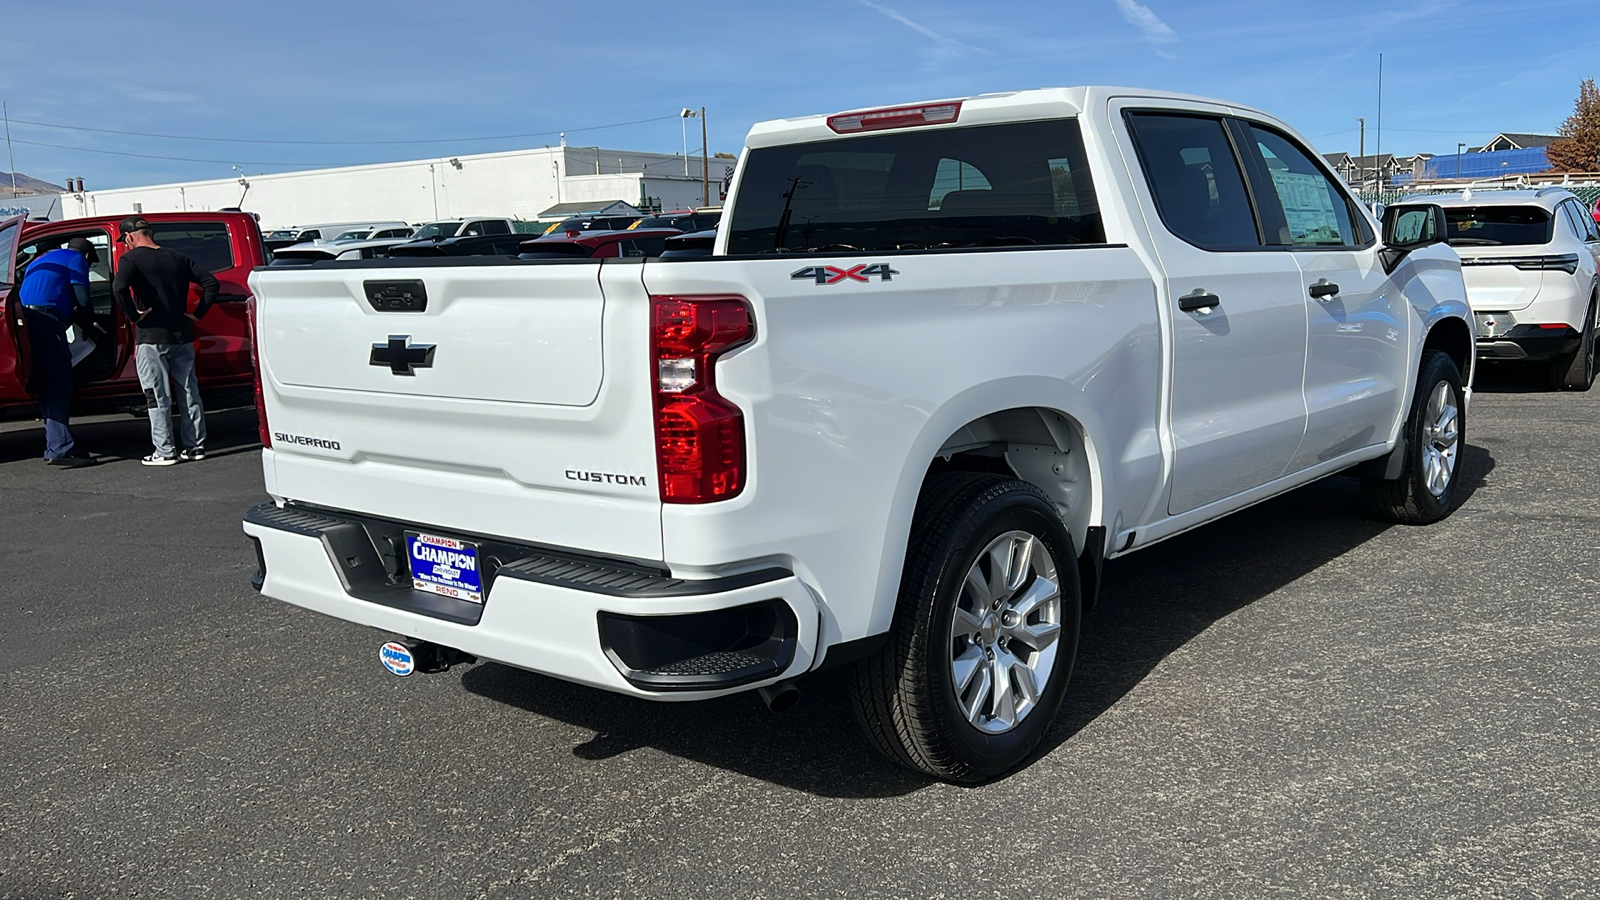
[141,454,179,467]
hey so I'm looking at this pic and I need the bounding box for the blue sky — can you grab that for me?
[2,0,1596,190]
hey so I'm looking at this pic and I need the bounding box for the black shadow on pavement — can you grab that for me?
[1473,360,1558,394]
[1038,443,1494,760]
[0,407,260,464]
[464,446,1494,795]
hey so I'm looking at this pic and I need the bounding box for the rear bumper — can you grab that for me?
[1476,327,1581,361]
[243,502,820,699]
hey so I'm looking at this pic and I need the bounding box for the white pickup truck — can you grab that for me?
[243,87,1473,783]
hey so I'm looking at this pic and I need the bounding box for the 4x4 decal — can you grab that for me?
[791,263,900,285]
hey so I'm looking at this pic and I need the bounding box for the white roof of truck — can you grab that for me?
[742,86,1285,149]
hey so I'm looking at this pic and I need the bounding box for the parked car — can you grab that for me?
[291,221,409,243]
[263,229,306,254]
[631,210,721,234]
[657,229,718,259]
[1591,195,1600,225]
[407,218,519,241]
[1412,187,1599,390]
[387,232,531,257]
[1,210,266,417]
[517,228,683,259]
[244,87,1473,783]
[540,215,644,236]
[328,226,414,242]
[270,237,417,263]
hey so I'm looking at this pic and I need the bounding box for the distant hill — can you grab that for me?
[2,172,66,195]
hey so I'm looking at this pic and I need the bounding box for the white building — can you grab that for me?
[58,145,737,229]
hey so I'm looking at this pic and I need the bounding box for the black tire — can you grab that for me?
[850,472,1081,784]
[1360,349,1467,525]
[1547,295,1597,392]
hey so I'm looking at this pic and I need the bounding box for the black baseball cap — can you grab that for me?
[118,215,152,235]
[66,237,98,264]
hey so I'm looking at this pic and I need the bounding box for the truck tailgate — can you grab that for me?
[250,260,663,562]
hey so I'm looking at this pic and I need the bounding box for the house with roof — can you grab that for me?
[1479,133,1559,152]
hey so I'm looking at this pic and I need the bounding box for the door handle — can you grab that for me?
[1178,289,1221,313]
[1308,279,1340,300]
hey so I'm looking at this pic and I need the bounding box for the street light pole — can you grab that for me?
[1457,142,1465,179]
[700,106,709,208]
[680,108,694,176]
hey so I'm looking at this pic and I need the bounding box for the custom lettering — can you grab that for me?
[564,470,649,487]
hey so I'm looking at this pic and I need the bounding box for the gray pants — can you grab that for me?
[135,343,206,458]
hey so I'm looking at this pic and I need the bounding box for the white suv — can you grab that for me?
[1418,188,1600,389]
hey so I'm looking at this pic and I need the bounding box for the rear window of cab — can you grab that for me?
[725,119,1104,254]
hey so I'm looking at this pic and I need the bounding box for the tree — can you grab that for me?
[1546,78,1600,172]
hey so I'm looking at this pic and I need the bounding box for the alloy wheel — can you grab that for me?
[1421,380,1460,499]
[948,530,1063,734]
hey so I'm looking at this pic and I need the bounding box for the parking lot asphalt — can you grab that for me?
[1,366,1597,900]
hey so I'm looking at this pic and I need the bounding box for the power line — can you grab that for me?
[5,113,682,146]
[10,138,346,167]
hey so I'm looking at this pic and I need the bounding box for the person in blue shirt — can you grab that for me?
[17,238,99,468]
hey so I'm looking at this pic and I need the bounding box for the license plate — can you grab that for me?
[405,532,483,603]
[1475,312,1515,339]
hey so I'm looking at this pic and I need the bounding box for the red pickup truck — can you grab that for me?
[0,210,265,418]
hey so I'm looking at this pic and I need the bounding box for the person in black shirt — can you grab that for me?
[111,216,219,466]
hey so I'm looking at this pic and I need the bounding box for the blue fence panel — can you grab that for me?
[1422,147,1550,181]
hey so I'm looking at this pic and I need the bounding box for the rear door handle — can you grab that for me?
[1308,279,1340,300]
[1178,289,1221,313]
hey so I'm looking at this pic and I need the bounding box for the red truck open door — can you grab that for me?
[0,214,32,404]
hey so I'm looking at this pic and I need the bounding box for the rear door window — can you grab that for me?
[1246,125,1361,247]
[1126,113,1260,249]
[148,221,236,272]
[725,118,1104,254]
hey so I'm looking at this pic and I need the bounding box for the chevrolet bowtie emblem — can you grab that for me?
[369,335,435,376]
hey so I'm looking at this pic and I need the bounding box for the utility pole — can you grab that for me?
[700,106,709,208]
[3,101,17,198]
[1374,53,1384,196]
[1357,117,1365,186]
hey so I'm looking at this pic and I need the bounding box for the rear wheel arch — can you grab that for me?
[925,406,1100,567]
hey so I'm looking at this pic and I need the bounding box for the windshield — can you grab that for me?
[334,230,371,241]
[1445,207,1553,246]
[725,119,1103,254]
[410,222,459,240]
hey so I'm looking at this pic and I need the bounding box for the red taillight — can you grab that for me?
[826,101,962,134]
[246,296,271,449]
[651,295,753,503]
[1536,323,1570,330]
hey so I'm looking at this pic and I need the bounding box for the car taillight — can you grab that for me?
[246,296,270,449]
[1512,253,1582,274]
[827,101,961,134]
[651,295,754,503]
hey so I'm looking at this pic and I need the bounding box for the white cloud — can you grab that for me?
[1114,0,1178,52]
[858,0,987,68]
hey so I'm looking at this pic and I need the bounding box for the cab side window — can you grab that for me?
[480,220,510,235]
[1247,125,1361,248]
[1126,113,1261,249]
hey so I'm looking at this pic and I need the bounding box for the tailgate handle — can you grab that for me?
[364,280,428,313]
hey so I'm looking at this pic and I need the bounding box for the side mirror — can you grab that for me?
[1379,203,1447,273]
[1382,203,1446,249]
